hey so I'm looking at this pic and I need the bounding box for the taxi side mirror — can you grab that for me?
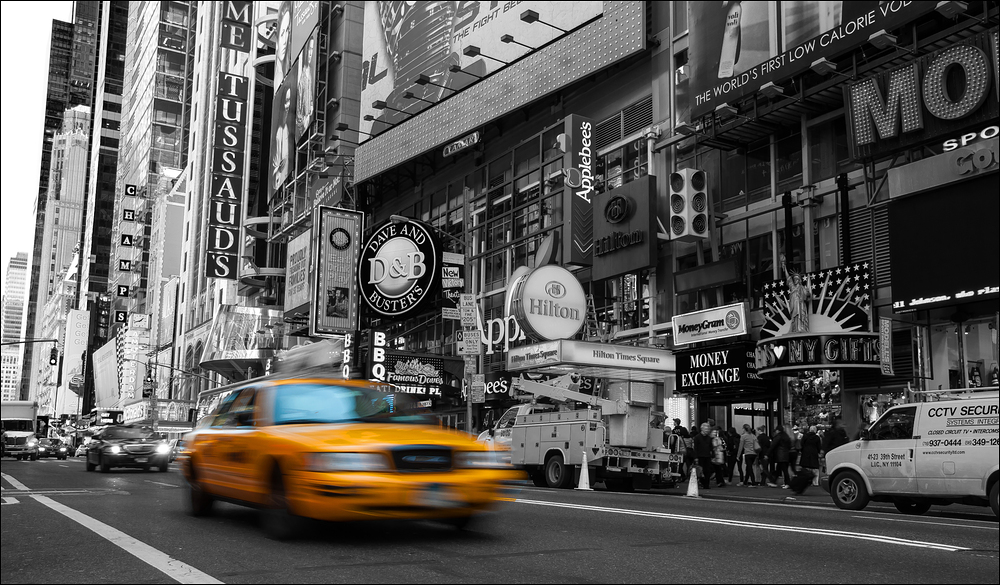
[488,428,495,437]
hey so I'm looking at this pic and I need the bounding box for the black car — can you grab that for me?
[37,438,71,460]
[85,425,171,473]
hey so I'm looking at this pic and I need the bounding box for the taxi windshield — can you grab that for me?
[273,383,432,426]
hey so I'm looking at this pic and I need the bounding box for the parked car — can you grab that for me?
[37,438,70,460]
[183,374,520,539]
[85,425,172,473]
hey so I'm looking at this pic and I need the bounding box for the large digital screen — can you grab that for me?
[360,1,603,137]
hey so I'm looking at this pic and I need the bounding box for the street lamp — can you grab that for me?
[388,214,478,435]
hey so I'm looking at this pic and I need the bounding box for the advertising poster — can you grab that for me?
[759,261,871,339]
[269,65,298,200]
[312,207,364,337]
[295,30,318,145]
[688,1,935,119]
[360,1,603,136]
[284,230,312,312]
[274,1,319,92]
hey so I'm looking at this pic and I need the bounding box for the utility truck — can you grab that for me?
[2,400,40,460]
[507,373,682,491]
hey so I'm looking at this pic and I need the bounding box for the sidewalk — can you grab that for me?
[651,479,834,506]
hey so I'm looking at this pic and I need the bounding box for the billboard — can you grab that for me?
[312,207,364,336]
[563,114,596,265]
[284,230,312,312]
[274,1,320,91]
[357,217,439,319]
[269,66,297,201]
[92,339,119,409]
[688,1,935,120]
[592,175,657,280]
[295,30,318,145]
[844,28,999,160]
[360,1,603,137]
[61,310,91,399]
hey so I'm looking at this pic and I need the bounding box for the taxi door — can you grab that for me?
[859,405,918,494]
[210,387,260,501]
[194,391,241,489]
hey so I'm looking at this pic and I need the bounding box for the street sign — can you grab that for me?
[442,307,460,320]
[471,387,486,404]
[470,373,486,404]
[460,330,481,355]
[471,374,485,389]
[443,252,465,265]
[459,293,475,308]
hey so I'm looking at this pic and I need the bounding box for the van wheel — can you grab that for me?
[893,499,931,515]
[989,482,998,520]
[544,454,572,489]
[831,471,869,511]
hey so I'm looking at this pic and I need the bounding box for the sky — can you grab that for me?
[0,1,74,299]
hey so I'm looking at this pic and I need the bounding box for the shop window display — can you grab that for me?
[786,369,842,432]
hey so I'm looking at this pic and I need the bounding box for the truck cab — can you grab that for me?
[2,400,40,460]
[477,403,552,453]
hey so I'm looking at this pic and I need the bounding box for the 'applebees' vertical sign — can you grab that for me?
[205,71,249,279]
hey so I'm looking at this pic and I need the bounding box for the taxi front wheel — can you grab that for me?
[261,467,302,540]
[185,463,214,517]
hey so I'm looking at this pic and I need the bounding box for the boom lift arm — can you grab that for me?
[512,374,627,415]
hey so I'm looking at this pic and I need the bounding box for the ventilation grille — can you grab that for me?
[594,95,653,151]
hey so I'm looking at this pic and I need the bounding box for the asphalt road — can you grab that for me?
[2,457,997,584]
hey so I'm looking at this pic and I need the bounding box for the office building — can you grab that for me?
[1,253,29,401]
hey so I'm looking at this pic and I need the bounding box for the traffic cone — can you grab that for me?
[575,449,593,491]
[686,467,700,498]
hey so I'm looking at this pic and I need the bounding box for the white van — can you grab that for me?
[822,392,999,518]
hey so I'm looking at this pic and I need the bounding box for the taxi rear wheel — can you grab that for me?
[261,467,302,540]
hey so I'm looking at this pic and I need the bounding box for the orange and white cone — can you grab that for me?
[686,467,700,498]
[575,449,593,491]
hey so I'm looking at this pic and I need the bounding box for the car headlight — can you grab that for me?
[27,439,37,446]
[454,451,508,469]
[59,447,67,451]
[39,447,46,451]
[156,444,170,454]
[304,452,390,472]
[109,445,121,454]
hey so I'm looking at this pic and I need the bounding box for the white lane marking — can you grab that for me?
[145,480,179,488]
[1,472,30,490]
[514,498,970,552]
[59,465,69,468]
[1,471,223,584]
[2,497,18,505]
[852,515,999,531]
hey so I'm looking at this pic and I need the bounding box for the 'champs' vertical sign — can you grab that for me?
[205,72,249,279]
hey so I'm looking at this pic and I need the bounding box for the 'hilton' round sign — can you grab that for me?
[358,219,438,317]
[510,265,587,341]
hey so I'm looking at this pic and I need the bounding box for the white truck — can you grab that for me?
[2,400,40,460]
[505,374,682,491]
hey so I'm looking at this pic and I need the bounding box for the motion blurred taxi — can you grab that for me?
[182,374,521,539]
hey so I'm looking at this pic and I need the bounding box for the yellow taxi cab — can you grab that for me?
[181,373,522,539]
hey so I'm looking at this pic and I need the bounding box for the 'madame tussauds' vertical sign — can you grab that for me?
[205,72,249,279]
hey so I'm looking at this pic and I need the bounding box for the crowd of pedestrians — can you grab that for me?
[664,417,852,498]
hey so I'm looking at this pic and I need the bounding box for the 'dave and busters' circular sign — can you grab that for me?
[510,265,587,341]
[358,219,439,317]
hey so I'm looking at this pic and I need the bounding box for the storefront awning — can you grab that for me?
[506,340,675,382]
[200,305,283,380]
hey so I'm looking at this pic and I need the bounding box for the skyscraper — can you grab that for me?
[20,2,101,400]
[1,253,29,402]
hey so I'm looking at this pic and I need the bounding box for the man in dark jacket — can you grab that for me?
[769,427,793,487]
[693,423,715,489]
[798,425,822,489]
[821,417,850,455]
[756,426,772,485]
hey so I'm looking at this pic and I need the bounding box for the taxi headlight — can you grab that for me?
[454,451,507,469]
[109,445,121,454]
[304,452,390,472]
[156,444,171,454]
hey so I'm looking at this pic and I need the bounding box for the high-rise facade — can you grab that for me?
[24,106,93,404]
[1,253,29,401]
[110,1,195,323]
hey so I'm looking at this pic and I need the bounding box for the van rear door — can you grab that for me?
[860,405,918,494]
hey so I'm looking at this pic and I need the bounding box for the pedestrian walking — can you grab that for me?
[736,424,758,486]
[726,427,741,484]
[710,429,727,487]
[693,423,715,490]
[799,425,822,487]
[769,426,793,488]
[756,426,773,485]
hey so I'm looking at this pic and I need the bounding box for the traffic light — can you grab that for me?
[667,168,711,241]
[49,347,59,366]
